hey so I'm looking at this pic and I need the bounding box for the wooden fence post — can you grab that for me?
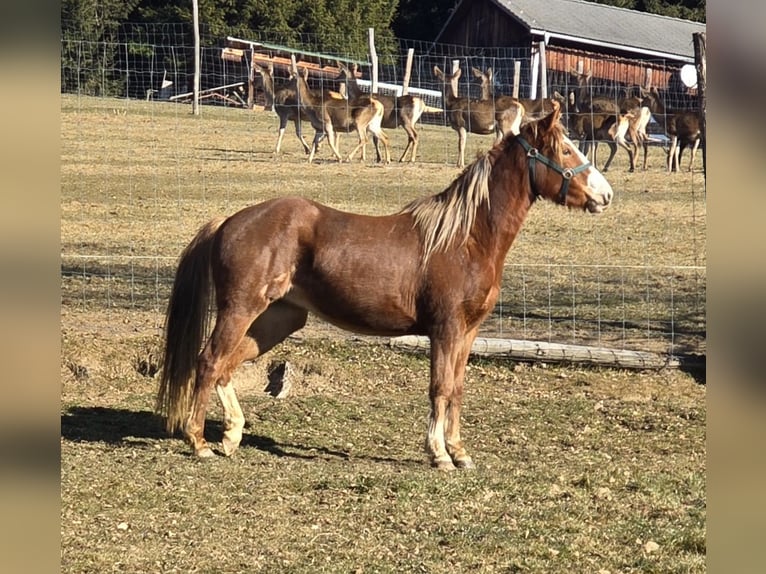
[539,40,548,99]
[368,28,378,94]
[192,0,200,115]
[402,48,414,96]
[247,47,255,109]
[693,32,706,181]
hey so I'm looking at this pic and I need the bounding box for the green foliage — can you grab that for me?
[392,0,458,41]
[62,0,143,95]
[126,0,399,57]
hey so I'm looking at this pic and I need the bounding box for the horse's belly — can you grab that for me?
[284,286,417,337]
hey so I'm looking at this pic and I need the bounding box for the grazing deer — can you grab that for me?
[433,65,525,169]
[337,62,429,163]
[291,64,391,164]
[642,87,702,172]
[253,62,326,156]
[472,67,564,121]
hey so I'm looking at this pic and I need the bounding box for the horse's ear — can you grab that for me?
[471,67,483,78]
[539,100,562,134]
[433,65,443,79]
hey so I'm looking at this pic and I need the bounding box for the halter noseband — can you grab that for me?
[517,137,591,204]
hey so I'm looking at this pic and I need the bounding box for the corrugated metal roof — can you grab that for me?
[483,0,704,60]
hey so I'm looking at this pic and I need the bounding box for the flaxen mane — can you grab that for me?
[401,152,493,262]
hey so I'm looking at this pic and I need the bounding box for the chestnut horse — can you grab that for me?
[157,102,614,471]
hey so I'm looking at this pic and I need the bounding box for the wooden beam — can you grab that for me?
[389,335,703,371]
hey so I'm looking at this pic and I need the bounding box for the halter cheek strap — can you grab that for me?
[517,137,591,204]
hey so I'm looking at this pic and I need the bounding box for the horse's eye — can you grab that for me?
[563,147,572,156]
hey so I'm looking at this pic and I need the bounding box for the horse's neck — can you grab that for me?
[484,151,534,262]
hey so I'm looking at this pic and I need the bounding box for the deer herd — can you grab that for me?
[254,60,702,174]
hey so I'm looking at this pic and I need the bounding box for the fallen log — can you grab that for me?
[389,335,704,371]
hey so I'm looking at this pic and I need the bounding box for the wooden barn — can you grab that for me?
[433,0,706,106]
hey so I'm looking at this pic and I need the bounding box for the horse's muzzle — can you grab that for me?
[586,198,610,214]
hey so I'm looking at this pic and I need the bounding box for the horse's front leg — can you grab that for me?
[445,327,479,469]
[426,336,459,471]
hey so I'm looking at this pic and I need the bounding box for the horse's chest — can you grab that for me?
[458,281,500,328]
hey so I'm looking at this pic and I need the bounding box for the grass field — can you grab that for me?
[61,95,705,572]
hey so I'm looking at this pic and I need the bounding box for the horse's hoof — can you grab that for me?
[454,458,475,470]
[432,459,457,472]
[195,446,216,459]
[222,436,241,457]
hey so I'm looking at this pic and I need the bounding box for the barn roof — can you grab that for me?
[439,0,706,62]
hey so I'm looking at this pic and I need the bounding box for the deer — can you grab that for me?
[570,69,654,172]
[433,65,525,169]
[337,62,429,163]
[471,67,565,122]
[642,87,702,173]
[290,63,391,164]
[253,61,327,156]
[566,110,633,172]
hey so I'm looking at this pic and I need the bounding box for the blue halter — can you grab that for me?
[517,137,591,204]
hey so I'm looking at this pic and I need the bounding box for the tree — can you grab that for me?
[127,0,399,56]
[392,0,458,41]
[61,0,141,95]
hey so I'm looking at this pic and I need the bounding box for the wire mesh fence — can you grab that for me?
[60,23,706,362]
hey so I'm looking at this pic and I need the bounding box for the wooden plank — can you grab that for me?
[251,53,342,80]
[389,335,703,371]
[168,82,245,100]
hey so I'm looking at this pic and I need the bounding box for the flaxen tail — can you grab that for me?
[156,216,226,433]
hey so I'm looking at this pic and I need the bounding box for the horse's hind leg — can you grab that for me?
[186,309,254,458]
[216,301,308,456]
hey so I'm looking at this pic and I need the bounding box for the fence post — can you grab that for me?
[192,0,200,115]
[368,28,378,94]
[693,32,706,181]
[402,48,414,95]
[539,40,548,99]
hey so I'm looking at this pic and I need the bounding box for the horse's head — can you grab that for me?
[517,101,613,213]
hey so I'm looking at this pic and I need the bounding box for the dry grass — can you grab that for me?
[61,95,705,573]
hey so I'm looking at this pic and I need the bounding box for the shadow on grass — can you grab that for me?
[61,406,418,465]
